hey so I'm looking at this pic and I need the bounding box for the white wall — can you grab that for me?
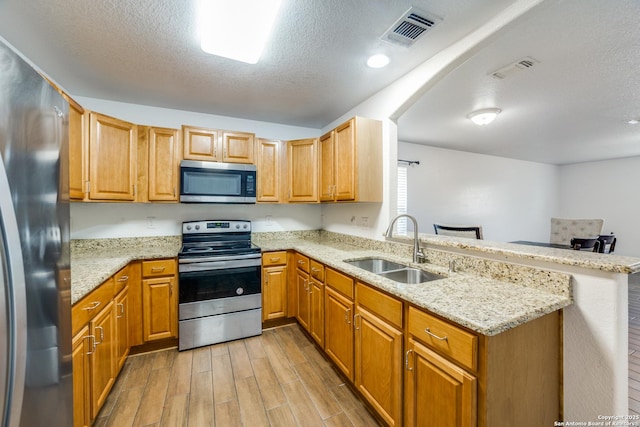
[559,156,640,256]
[70,97,323,239]
[398,142,559,242]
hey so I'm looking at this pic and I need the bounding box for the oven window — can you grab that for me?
[179,266,261,303]
[182,169,242,196]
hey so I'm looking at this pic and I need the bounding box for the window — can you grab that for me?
[396,165,408,235]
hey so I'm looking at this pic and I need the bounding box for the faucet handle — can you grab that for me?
[416,250,427,264]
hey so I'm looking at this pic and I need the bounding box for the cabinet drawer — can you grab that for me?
[142,259,176,278]
[309,259,324,282]
[262,251,287,266]
[326,268,354,299]
[114,265,130,295]
[72,276,115,336]
[295,253,309,273]
[355,283,402,329]
[408,306,478,371]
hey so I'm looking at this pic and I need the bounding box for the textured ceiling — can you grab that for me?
[0,0,638,165]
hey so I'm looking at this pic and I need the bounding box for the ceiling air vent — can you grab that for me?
[381,7,442,47]
[490,56,540,79]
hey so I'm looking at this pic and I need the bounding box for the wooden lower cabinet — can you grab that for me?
[324,286,354,380]
[72,326,91,427]
[142,276,177,341]
[405,337,477,427]
[114,286,130,371]
[263,265,288,320]
[309,278,324,346]
[296,269,311,331]
[355,306,403,427]
[90,300,116,418]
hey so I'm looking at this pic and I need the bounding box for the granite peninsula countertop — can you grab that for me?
[254,236,572,336]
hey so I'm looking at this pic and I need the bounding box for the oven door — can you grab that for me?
[178,257,261,321]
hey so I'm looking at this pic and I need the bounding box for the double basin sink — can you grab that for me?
[344,258,445,284]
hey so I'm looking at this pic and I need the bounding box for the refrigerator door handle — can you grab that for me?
[0,158,27,427]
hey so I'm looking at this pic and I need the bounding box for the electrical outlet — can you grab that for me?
[147,216,156,228]
[361,216,369,227]
[266,215,273,226]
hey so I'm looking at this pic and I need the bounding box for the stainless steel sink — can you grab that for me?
[344,258,446,284]
[345,258,406,274]
[378,268,445,284]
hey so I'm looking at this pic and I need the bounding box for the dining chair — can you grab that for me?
[433,223,483,239]
[570,237,601,252]
[597,234,617,254]
[550,218,604,245]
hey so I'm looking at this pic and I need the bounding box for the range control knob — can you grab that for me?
[243,224,248,229]
[195,225,200,230]
[236,287,244,295]
[186,225,192,230]
[236,224,241,229]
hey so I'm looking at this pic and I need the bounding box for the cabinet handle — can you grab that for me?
[173,187,176,197]
[311,267,319,273]
[424,328,448,341]
[170,284,173,297]
[303,279,308,291]
[95,326,104,345]
[297,260,305,266]
[264,275,268,285]
[116,303,124,318]
[86,335,96,355]
[345,308,351,324]
[151,266,166,272]
[82,301,100,311]
[353,313,361,330]
[117,275,129,282]
[270,257,281,262]
[85,180,91,193]
[405,349,414,371]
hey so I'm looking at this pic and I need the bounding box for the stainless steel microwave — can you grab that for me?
[179,160,256,203]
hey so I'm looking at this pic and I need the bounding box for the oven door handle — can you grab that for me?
[178,253,261,264]
[178,257,261,273]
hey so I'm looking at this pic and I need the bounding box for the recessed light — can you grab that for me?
[367,54,390,68]
[198,0,282,64]
[467,108,501,126]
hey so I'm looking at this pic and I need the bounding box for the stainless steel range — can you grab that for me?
[178,220,262,351]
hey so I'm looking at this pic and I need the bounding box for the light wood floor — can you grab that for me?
[630,273,640,415]
[93,324,380,427]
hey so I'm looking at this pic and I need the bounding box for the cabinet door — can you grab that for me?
[324,286,354,380]
[183,126,219,161]
[287,138,318,202]
[148,127,180,201]
[334,118,356,201]
[89,113,137,201]
[263,265,287,320]
[69,102,88,200]
[114,287,130,373]
[256,139,282,202]
[355,306,403,427]
[319,130,335,201]
[72,326,91,427]
[296,270,310,331]
[309,279,324,347]
[90,301,115,419]
[221,131,255,163]
[142,276,177,341]
[405,338,477,427]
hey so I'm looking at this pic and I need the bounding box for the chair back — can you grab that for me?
[597,234,617,254]
[570,237,600,252]
[550,218,604,245]
[434,223,483,240]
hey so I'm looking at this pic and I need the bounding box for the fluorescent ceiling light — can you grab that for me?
[367,54,390,68]
[198,0,282,64]
[467,108,501,126]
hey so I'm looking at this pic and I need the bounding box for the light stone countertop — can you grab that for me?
[255,237,572,336]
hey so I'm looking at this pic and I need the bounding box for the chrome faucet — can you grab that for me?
[384,214,426,263]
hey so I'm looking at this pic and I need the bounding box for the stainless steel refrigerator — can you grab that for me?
[0,39,72,426]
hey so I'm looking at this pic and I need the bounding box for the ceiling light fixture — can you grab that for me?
[467,108,501,126]
[627,119,639,125]
[367,54,390,69]
[198,0,282,64]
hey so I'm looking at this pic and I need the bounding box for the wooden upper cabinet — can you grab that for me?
[287,138,319,202]
[183,125,255,164]
[319,130,335,202]
[148,127,180,202]
[256,139,283,203]
[88,113,137,201]
[221,131,254,163]
[322,116,383,203]
[68,100,88,200]
[183,126,219,161]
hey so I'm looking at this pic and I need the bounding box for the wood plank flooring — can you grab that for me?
[630,273,640,415]
[93,324,380,426]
